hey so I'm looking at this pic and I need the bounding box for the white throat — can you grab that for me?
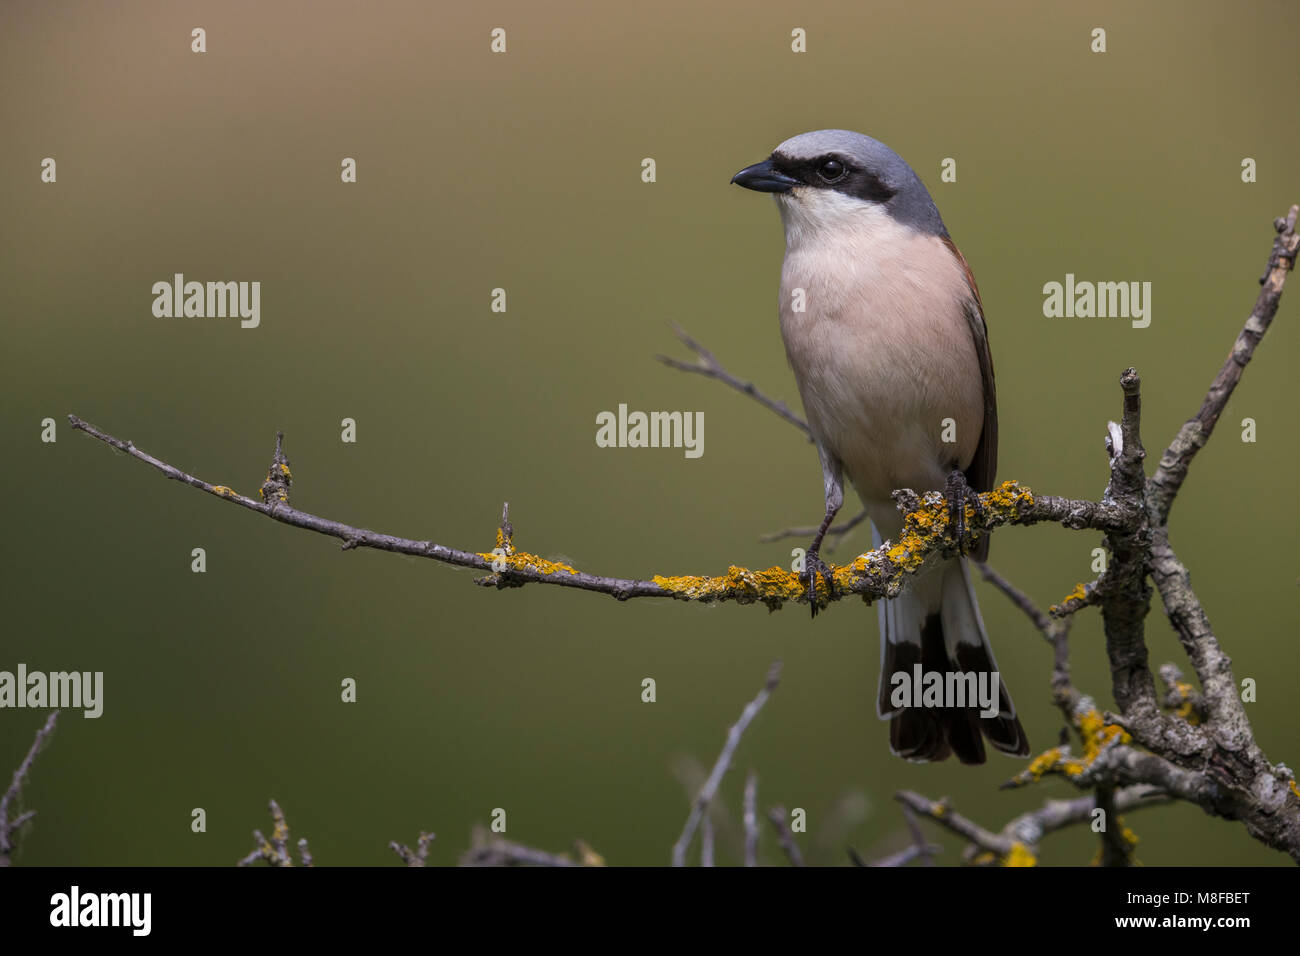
[774,188,898,251]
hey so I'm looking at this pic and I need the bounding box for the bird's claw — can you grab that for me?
[944,470,984,556]
[804,550,834,618]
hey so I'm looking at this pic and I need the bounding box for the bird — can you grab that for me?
[731,129,1029,764]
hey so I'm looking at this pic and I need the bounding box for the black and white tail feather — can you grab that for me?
[873,526,1029,764]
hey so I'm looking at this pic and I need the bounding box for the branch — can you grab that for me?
[765,806,805,867]
[1150,206,1299,521]
[743,771,759,868]
[896,785,1169,865]
[657,322,810,436]
[237,799,313,867]
[672,662,781,866]
[0,711,59,867]
[67,414,1129,613]
[758,508,868,552]
[389,831,435,867]
[459,829,602,867]
[853,804,943,867]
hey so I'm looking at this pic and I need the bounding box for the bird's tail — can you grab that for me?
[873,542,1028,764]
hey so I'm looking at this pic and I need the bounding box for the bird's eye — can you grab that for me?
[818,159,846,182]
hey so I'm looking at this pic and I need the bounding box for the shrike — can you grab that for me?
[732,129,1029,764]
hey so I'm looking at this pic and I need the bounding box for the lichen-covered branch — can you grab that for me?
[66,414,1128,614]
[237,799,313,867]
[896,785,1168,866]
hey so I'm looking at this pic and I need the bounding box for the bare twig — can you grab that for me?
[657,322,810,436]
[389,831,435,867]
[855,806,943,867]
[0,711,59,867]
[864,840,943,867]
[672,662,782,866]
[1150,206,1299,521]
[700,815,715,867]
[901,804,937,868]
[759,508,869,552]
[743,771,759,867]
[975,562,1053,637]
[765,806,805,867]
[459,827,596,867]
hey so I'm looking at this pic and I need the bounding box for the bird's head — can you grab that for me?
[731,129,946,244]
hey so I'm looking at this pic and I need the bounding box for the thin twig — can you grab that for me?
[758,509,869,552]
[672,662,781,866]
[1150,206,1298,521]
[0,711,60,866]
[974,562,1053,637]
[657,322,810,436]
[743,771,759,867]
[460,831,583,867]
[765,806,805,867]
[389,831,435,867]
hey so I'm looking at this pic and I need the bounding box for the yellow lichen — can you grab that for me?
[573,840,606,867]
[1172,681,1201,724]
[1010,711,1127,786]
[481,549,578,577]
[1022,746,1068,781]
[570,480,1036,610]
[653,566,809,609]
[1049,582,1088,616]
[987,480,1035,511]
[1003,842,1037,867]
[887,480,1033,573]
[1078,709,1130,763]
[211,485,236,497]
[1290,780,1300,801]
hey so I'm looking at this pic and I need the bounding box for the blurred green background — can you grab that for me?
[2,0,1297,866]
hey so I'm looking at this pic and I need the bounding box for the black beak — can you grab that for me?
[731,159,800,193]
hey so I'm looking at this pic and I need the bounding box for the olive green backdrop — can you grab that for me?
[1,0,1296,866]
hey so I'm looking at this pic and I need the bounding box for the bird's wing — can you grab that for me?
[942,237,997,562]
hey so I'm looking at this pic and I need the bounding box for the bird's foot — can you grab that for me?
[944,470,984,556]
[804,549,835,618]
